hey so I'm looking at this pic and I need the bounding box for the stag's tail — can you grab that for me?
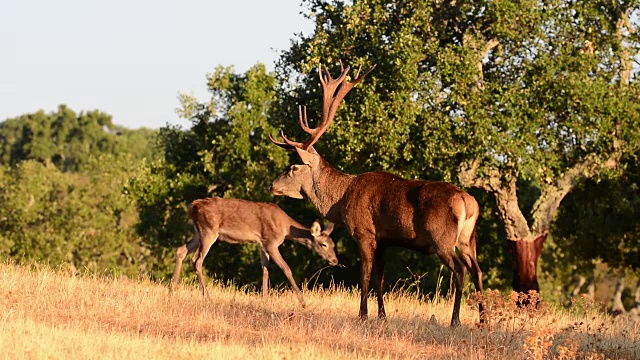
[454,193,479,250]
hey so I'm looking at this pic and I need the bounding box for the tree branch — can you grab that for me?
[474,38,499,91]
[530,154,618,235]
[617,9,632,87]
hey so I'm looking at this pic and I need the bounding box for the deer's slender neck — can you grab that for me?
[304,157,355,223]
[285,220,313,249]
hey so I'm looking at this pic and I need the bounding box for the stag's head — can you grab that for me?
[269,61,375,198]
[309,220,338,265]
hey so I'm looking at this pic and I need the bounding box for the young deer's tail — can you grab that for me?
[186,200,203,262]
[187,199,204,224]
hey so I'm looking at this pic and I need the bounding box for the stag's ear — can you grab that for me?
[310,220,322,237]
[295,147,319,168]
[322,222,335,235]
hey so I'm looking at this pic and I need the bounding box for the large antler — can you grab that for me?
[270,61,376,151]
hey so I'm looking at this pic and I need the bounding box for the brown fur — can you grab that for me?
[171,197,337,307]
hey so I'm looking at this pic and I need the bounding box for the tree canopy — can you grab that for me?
[0,103,157,275]
[274,0,640,292]
[0,104,156,171]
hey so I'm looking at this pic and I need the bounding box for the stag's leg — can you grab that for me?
[259,249,271,298]
[437,249,467,327]
[266,246,306,308]
[171,233,200,291]
[458,252,485,322]
[458,227,485,321]
[357,239,376,320]
[372,247,387,319]
[194,229,218,299]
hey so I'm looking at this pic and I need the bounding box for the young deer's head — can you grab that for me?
[269,61,375,199]
[309,220,338,265]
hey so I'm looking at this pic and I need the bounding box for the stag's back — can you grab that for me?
[342,171,477,251]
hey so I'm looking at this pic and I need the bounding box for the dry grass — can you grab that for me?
[1,262,638,360]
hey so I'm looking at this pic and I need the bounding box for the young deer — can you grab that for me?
[269,62,484,327]
[171,197,337,307]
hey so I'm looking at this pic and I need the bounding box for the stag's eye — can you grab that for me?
[321,243,328,248]
[292,166,299,172]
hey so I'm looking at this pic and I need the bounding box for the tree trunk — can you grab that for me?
[611,275,626,316]
[507,234,547,293]
[458,157,614,296]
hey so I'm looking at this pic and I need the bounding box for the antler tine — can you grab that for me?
[280,130,308,149]
[268,131,307,151]
[324,66,332,82]
[352,64,376,86]
[318,64,326,85]
[355,64,362,78]
[268,132,295,151]
[298,105,312,131]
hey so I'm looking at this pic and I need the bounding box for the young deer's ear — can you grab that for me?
[295,147,319,168]
[322,222,335,235]
[310,220,322,237]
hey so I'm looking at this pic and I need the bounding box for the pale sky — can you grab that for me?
[0,0,313,129]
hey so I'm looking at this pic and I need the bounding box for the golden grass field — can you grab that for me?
[1,262,638,360]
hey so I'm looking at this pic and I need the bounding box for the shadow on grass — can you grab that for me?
[139,285,640,359]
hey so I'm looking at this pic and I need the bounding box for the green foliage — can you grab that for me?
[551,155,640,273]
[0,157,150,275]
[0,105,158,276]
[0,104,157,171]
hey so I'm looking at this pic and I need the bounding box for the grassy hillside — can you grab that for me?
[0,262,638,359]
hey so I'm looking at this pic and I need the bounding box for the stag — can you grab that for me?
[269,62,483,327]
[171,197,337,307]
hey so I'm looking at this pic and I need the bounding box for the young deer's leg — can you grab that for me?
[171,230,200,291]
[372,247,387,319]
[437,249,467,327]
[259,249,271,298]
[265,245,305,308]
[194,230,218,299]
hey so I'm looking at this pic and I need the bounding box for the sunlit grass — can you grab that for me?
[1,261,638,359]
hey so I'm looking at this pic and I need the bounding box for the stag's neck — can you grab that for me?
[305,158,355,222]
[285,220,313,249]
